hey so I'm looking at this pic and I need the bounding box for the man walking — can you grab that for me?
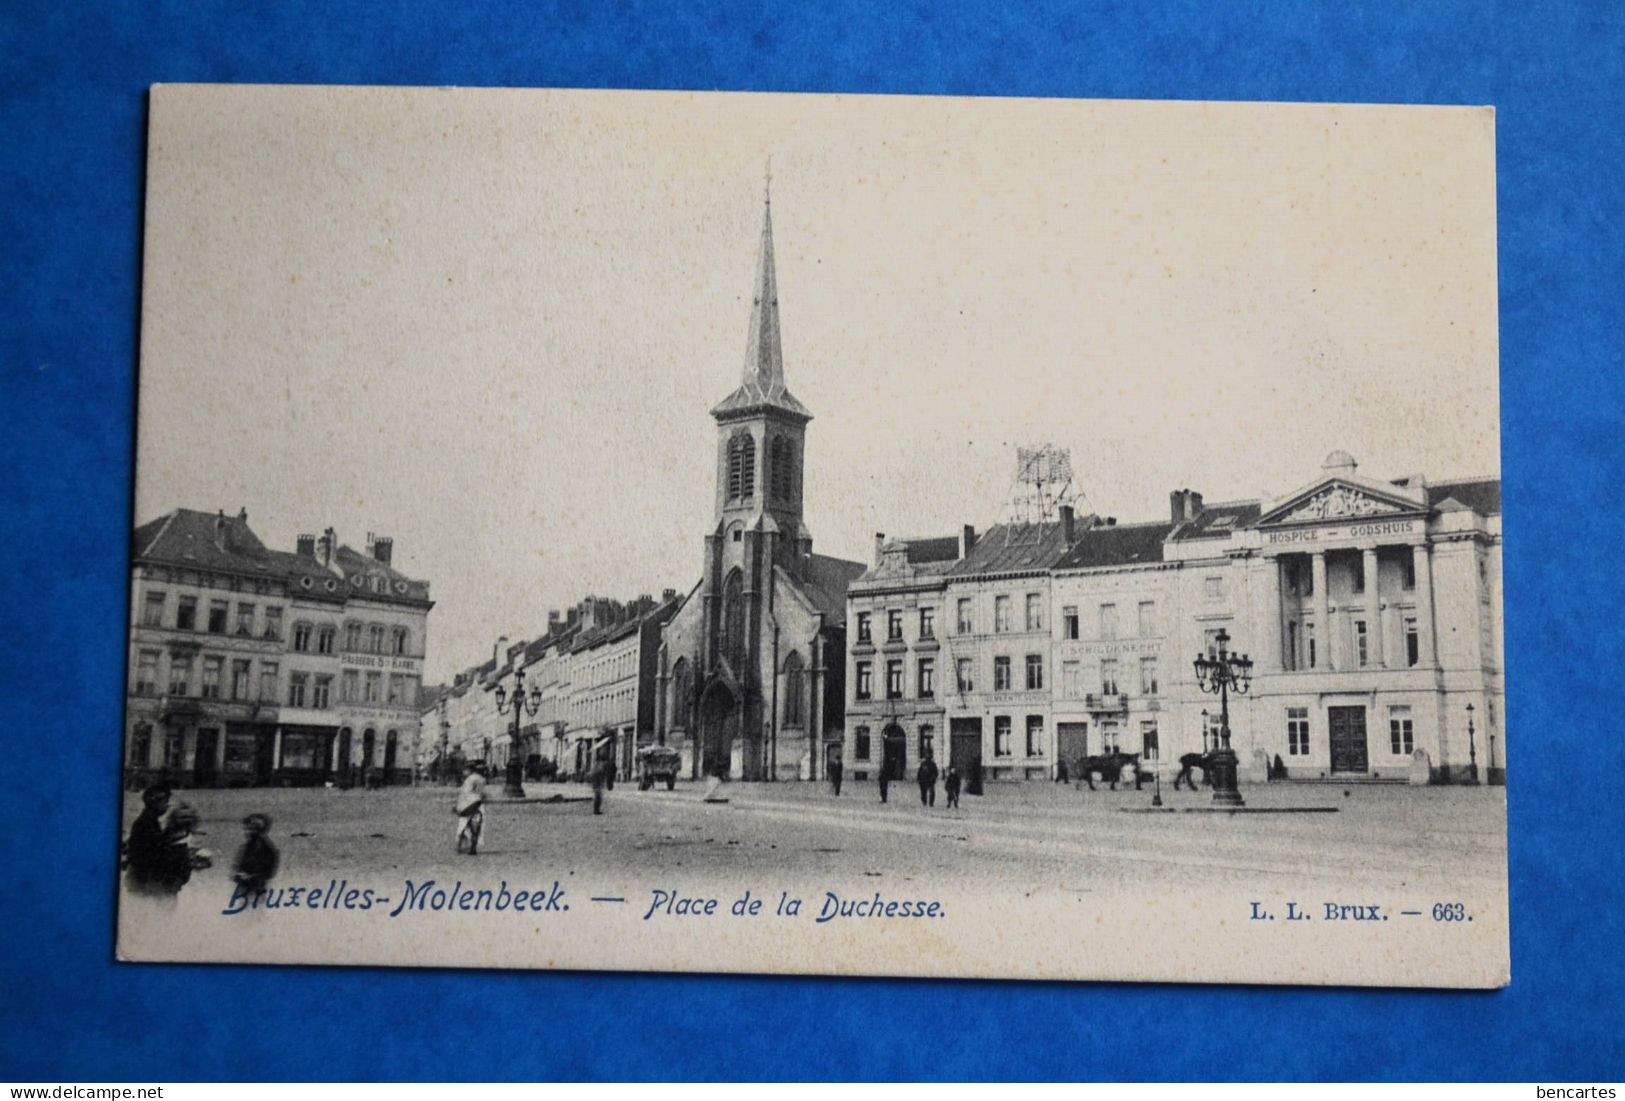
[917,754,939,807]
[591,753,609,815]
[944,763,962,809]
[877,758,890,804]
[828,751,844,797]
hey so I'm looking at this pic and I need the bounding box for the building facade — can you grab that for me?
[126,510,433,788]
[844,452,1504,784]
[656,191,864,781]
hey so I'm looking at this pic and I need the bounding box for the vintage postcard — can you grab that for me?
[119,85,1507,987]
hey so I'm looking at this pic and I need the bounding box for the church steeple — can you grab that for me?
[711,179,811,423]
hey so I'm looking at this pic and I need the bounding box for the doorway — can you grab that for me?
[949,718,983,795]
[1328,706,1369,774]
[700,685,737,779]
[193,728,219,787]
[881,724,906,782]
[1056,722,1089,771]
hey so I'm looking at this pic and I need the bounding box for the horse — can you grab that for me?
[1076,751,1145,791]
[1173,751,1216,790]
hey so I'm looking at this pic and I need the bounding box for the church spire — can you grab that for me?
[711,174,811,422]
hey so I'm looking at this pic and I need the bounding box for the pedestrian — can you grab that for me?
[124,782,174,897]
[916,754,939,807]
[1056,758,1070,784]
[455,761,487,855]
[153,803,209,898]
[232,813,280,897]
[944,763,961,809]
[828,753,844,797]
[591,755,608,815]
[877,759,891,804]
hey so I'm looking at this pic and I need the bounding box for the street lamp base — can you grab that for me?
[1207,748,1246,807]
[503,761,527,799]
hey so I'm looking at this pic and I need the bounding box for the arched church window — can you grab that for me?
[739,434,756,499]
[782,651,804,726]
[671,658,691,730]
[727,436,744,499]
[770,438,795,502]
[722,570,745,665]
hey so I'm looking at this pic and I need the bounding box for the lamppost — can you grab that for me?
[1193,628,1253,807]
[1465,702,1479,785]
[437,695,451,786]
[494,667,541,799]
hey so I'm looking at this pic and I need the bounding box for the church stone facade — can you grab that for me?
[655,195,865,781]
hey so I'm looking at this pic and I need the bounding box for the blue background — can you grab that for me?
[2,0,1622,1083]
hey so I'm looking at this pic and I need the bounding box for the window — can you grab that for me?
[168,653,192,696]
[293,622,312,652]
[1298,560,1314,596]
[770,437,793,501]
[313,675,333,710]
[1025,593,1043,632]
[855,662,872,700]
[994,716,1012,756]
[134,650,160,696]
[176,596,197,630]
[1306,623,1317,669]
[342,669,359,703]
[1025,715,1044,756]
[1100,659,1119,696]
[955,658,974,694]
[317,625,336,654]
[1389,706,1414,755]
[1287,620,1301,670]
[854,726,871,760]
[1025,653,1044,691]
[1140,657,1158,696]
[393,627,409,655]
[783,653,805,726]
[1204,576,1225,600]
[887,609,903,641]
[1099,603,1118,640]
[345,622,363,651]
[263,606,282,641]
[141,591,165,627]
[288,672,308,708]
[1405,617,1420,667]
[956,598,973,635]
[387,674,404,704]
[1062,605,1079,640]
[919,725,935,761]
[885,660,903,700]
[368,624,386,654]
[917,658,935,698]
[1061,660,1080,699]
[1354,620,1369,667]
[364,671,382,703]
[994,595,1011,633]
[919,607,935,639]
[259,662,278,701]
[1141,720,1159,761]
[231,659,251,700]
[1402,556,1416,591]
[722,572,745,664]
[163,731,183,769]
[207,600,228,634]
[235,603,255,635]
[727,431,756,499]
[1138,601,1155,637]
[1287,707,1310,756]
[1101,724,1121,753]
[993,656,1011,692]
[130,723,152,768]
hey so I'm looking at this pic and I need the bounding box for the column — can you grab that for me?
[1311,551,1332,670]
[1251,556,1284,673]
[1412,543,1437,665]
[272,726,283,773]
[1362,548,1385,667]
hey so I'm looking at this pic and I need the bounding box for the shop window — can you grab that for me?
[1025,715,1044,756]
[994,716,1012,757]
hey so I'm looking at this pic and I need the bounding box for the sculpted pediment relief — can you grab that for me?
[1261,482,1418,526]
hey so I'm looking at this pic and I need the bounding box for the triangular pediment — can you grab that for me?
[1256,480,1426,527]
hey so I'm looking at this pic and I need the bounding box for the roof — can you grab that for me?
[1055,521,1174,570]
[1170,502,1263,542]
[948,521,1075,577]
[1426,478,1500,516]
[791,553,868,621]
[902,536,961,564]
[709,196,812,423]
[133,509,272,573]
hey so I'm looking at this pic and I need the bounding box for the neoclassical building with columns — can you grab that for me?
[845,451,1502,785]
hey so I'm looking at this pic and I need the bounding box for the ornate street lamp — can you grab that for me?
[436,694,451,786]
[494,667,542,799]
[1465,703,1479,785]
[1193,628,1252,807]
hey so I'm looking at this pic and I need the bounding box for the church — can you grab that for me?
[654,191,866,781]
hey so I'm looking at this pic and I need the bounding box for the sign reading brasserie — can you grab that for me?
[341,653,423,672]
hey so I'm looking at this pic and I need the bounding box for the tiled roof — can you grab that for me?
[904,536,961,564]
[1169,502,1262,542]
[134,509,272,572]
[1055,521,1174,570]
[1427,478,1500,516]
[948,521,1074,577]
[793,553,868,622]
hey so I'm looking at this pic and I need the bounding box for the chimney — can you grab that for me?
[960,524,978,557]
[662,588,677,603]
[548,610,562,630]
[874,532,886,566]
[320,527,336,567]
[1059,505,1075,544]
[296,534,316,558]
[373,536,393,565]
[1170,489,1204,524]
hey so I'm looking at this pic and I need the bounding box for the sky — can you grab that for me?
[136,87,1500,683]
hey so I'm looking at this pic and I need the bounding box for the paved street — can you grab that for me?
[122,776,1507,900]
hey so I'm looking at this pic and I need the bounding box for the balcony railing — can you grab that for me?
[1083,692,1129,713]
